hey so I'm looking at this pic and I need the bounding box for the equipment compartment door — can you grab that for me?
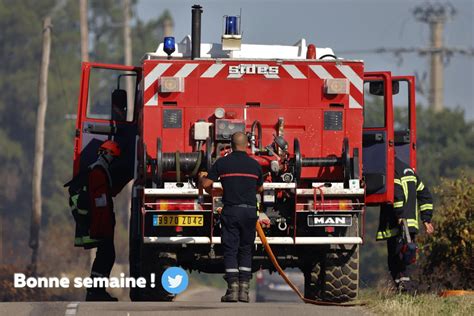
[392,76,417,170]
[74,62,142,191]
[363,72,395,205]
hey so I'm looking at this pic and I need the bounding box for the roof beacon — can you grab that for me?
[163,36,176,59]
[222,14,242,51]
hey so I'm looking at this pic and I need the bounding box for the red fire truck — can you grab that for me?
[72,5,417,302]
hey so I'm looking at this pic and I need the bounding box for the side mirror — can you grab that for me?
[111,89,127,121]
[369,81,399,96]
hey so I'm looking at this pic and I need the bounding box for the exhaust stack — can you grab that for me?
[191,5,202,60]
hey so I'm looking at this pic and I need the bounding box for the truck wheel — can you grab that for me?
[304,246,359,302]
[304,216,359,302]
[138,250,177,301]
[130,246,177,301]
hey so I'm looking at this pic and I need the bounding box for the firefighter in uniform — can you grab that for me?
[86,140,121,301]
[376,157,434,292]
[200,132,263,303]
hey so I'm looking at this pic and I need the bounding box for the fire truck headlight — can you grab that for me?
[160,77,184,93]
[225,16,239,35]
[163,36,176,56]
[325,78,349,95]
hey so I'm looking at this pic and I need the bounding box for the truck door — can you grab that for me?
[362,72,395,205]
[73,62,142,192]
[392,76,417,170]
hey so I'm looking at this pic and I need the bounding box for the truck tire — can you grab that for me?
[304,245,359,302]
[129,192,176,301]
[304,216,359,302]
[132,248,177,301]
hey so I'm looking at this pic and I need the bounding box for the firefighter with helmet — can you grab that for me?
[86,140,121,301]
[376,157,434,293]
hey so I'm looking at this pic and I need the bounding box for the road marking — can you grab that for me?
[65,302,79,315]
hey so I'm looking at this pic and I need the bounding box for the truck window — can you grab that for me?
[87,68,136,122]
[363,81,385,128]
[393,80,409,131]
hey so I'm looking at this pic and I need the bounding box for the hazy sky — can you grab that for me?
[137,0,474,118]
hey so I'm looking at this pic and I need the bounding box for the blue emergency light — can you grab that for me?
[163,36,176,57]
[225,16,239,35]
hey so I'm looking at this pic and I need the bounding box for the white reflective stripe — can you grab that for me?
[174,63,198,78]
[226,268,239,273]
[309,65,333,79]
[145,93,158,106]
[336,65,363,93]
[239,266,252,272]
[143,236,363,244]
[145,63,172,90]
[201,64,226,78]
[227,73,244,79]
[399,277,411,281]
[282,64,306,79]
[349,95,362,109]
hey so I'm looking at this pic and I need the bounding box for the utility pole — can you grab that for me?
[123,0,133,121]
[414,3,456,112]
[30,16,52,276]
[339,3,472,112]
[159,10,174,37]
[80,0,89,62]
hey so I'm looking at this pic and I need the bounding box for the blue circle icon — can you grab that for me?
[161,267,189,294]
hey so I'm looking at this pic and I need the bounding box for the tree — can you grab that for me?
[416,176,473,290]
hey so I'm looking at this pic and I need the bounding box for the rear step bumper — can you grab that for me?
[143,236,362,244]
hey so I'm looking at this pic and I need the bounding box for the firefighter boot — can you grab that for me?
[86,288,118,301]
[221,282,239,302]
[238,281,250,303]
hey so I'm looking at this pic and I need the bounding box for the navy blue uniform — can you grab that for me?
[377,158,434,289]
[207,151,263,283]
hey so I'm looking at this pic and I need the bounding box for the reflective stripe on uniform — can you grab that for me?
[400,175,417,202]
[77,208,88,215]
[239,266,252,272]
[376,227,400,240]
[419,204,433,211]
[417,182,425,191]
[401,176,417,182]
[394,179,402,185]
[225,268,239,273]
[407,218,419,229]
[394,201,404,208]
[82,236,100,245]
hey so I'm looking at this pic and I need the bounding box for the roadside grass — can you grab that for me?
[361,289,474,316]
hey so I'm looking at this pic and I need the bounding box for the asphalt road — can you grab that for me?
[0,287,372,316]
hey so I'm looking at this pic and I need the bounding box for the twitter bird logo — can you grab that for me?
[161,267,188,294]
[168,274,183,288]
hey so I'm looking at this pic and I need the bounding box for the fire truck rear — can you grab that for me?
[73,5,418,302]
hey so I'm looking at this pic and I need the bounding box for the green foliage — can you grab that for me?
[416,108,474,187]
[417,176,473,290]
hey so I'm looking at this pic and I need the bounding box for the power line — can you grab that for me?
[339,2,474,112]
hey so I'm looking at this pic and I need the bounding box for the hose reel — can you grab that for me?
[292,137,352,183]
[154,137,213,186]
